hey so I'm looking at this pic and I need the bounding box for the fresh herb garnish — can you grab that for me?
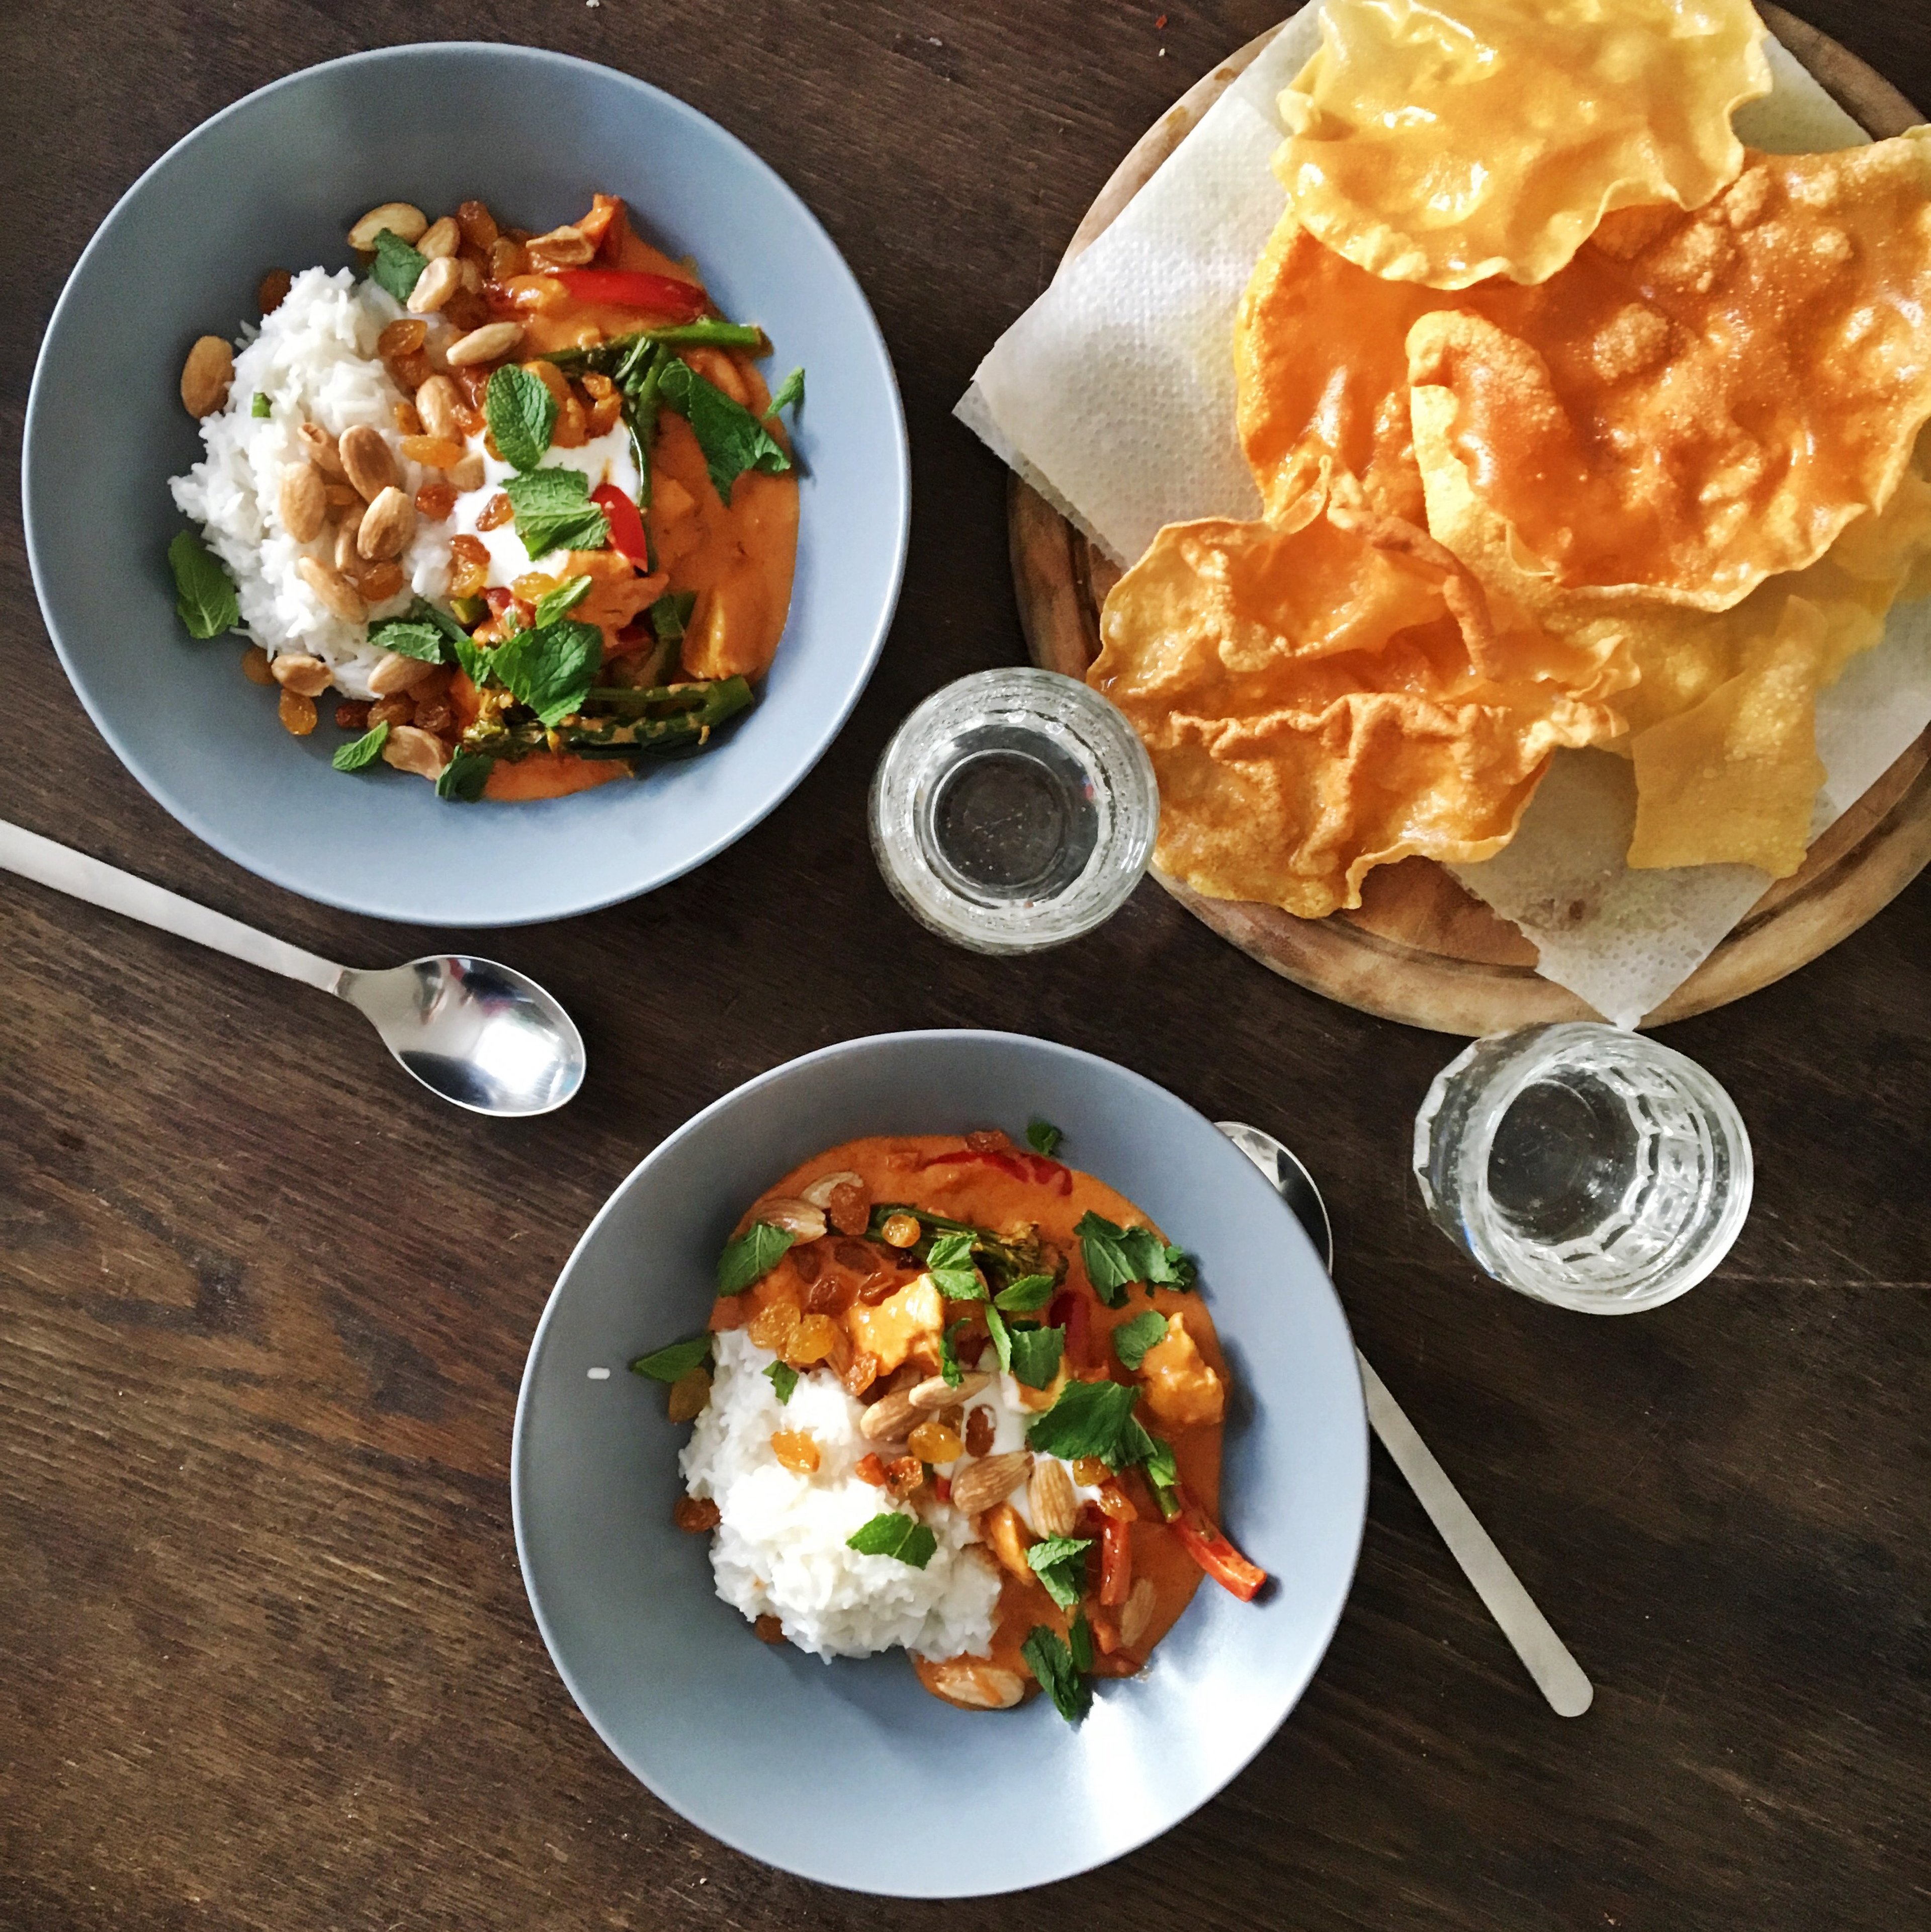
[450,632,497,690]
[985,1302,1012,1373]
[1068,1608,1094,1674]
[649,589,696,644]
[503,467,612,560]
[1076,1211,1196,1308]
[1111,1310,1170,1373]
[846,1512,938,1569]
[491,617,602,727]
[166,530,239,640]
[1025,1535,1092,1612]
[994,1273,1056,1314]
[717,1221,795,1295]
[1021,1625,1091,1723]
[630,1334,712,1382]
[331,721,390,772]
[658,356,793,499]
[766,365,805,417]
[1026,1376,1155,1470]
[1143,1435,1181,1521]
[485,364,558,473]
[764,1360,799,1405]
[939,1317,974,1388]
[369,227,428,303]
[1006,1323,1065,1391]
[926,1230,986,1302]
[371,598,471,664]
[250,392,272,418]
[1025,1119,1063,1158]
[531,574,592,628]
[434,745,493,802]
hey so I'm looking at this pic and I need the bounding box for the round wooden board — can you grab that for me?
[1010,4,1931,1035]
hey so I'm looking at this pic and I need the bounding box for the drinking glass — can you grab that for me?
[869,667,1158,954]
[1413,1023,1753,1313]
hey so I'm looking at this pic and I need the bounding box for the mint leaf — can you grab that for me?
[994,1273,1056,1314]
[370,228,428,302]
[1143,1435,1181,1520]
[939,1317,974,1388]
[331,721,390,772]
[1112,1310,1170,1373]
[985,1302,1012,1374]
[1021,1626,1090,1723]
[1025,1535,1092,1611]
[766,365,804,416]
[166,530,240,639]
[717,1221,795,1295]
[1068,1609,1094,1675]
[847,1512,937,1568]
[658,355,792,499]
[251,392,272,418]
[1006,1324,1064,1391]
[366,619,447,663]
[927,1230,986,1302]
[532,574,592,628]
[434,745,493,801]
[1026,1377,1154,1469]
[764,1360,799,1405]
[650,590,696,644]
[486,363,558,472]
[630,1334,712,1382]
[451,632,497,689]
[1025,1118,1063,1157]
[491,617,601,727]
[503,467,611,559]
[1076,1212,1195,1308]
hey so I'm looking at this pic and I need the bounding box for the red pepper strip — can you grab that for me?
[556,268,708,320]
[591,483,651,566]
[917,1147,1073,1194]
[932,1476,952,1503]
[1048,1291,1093,1370]
[1099,1516,1133,1607]
[1169,1483,1267,1602]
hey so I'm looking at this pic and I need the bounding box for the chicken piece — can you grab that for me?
[844,1274,944,1375]
[1138,1313,1225,1429]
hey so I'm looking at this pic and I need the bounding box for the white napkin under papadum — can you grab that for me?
[956,11,1931,1027]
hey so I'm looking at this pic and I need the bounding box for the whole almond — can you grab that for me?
[757,1197,828,1241]
[381,724,450,780]
[951,1452,1033,1516]
[1118,1576,1157,1650]
[446,320,524,367]
[333,508,364,575]
[416,215,461,260]
[406,255,462,315]
[180,335,234,417]
[358,484,416,561]
[909,1372,990,1412]
[415,374,462,441]
[858,1388,920,1445]
[927,1661,1026,1710]
[295,556,366,624]
[268,652,331,698]
[347,201,426,250]
[1028,1458,1079,1540]
[338,423,400,502]
[297,422,345,476]
[368,650,438,697]
[278,462,328,543]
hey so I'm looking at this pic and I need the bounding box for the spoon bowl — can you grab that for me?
[339,957,586,1117]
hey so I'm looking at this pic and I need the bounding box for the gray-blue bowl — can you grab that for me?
[512,1031,1368,1895]
[23,44,908,926]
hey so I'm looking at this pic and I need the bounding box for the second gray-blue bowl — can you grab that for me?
[23,44,908,926]
[513,1031,1368,1895]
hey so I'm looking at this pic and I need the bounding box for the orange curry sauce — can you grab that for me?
[702,1132,1243,1710]
[447,194,799,801]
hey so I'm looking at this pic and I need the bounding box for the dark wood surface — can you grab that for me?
[3,4,1926,1927]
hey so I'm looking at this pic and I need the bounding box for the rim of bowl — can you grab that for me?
[22,42,910,927]
[510,1028,1368,1895]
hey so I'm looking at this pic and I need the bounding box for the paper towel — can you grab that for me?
[956,6,1931,1026]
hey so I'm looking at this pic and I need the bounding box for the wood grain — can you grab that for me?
[2,6,1928,1931]
[1010,8,1931,1033]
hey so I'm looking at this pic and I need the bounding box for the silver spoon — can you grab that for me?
[1217,1119,1594,1718]
[0,817,584,1117]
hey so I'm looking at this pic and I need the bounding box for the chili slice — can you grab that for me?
[591,483,651,565]
[1099,1516,1133,1606]
[918,1146,1073,1193]
[555,268,708,319]
[1169,1482,1267,1602]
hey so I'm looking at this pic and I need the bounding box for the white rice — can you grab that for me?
[168,267,454,701]
[681,1330,1001,1661]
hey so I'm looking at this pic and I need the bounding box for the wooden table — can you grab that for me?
[4,4,1927,1926]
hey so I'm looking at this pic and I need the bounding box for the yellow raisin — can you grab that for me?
[880,1212,922,1249]
[746,1300,801,1355]
[666,1368,711,1423]
[770,1430,820,1474]
[908,1421,961,1464]
[1073,1457,1111,1488]
[476,492,515,532]
[787,1313,839,1366]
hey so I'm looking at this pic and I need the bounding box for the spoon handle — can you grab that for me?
[1356,1351,1594,1717]
[0,817,343,994]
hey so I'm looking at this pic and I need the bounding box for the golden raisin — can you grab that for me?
[277,688,317,736]
[551,395,589,448]
[486,236,526,282]
[1072,1457,1111,1488]
[257,268,293,315]
[392,400,423,436]
[411,696,455,737]
[457,199,500,251]
[241,645,275,686]
[754,1614,785,1644]
[855,1452,888,1487]
[827,1181,870,1238]
[880,1212,922,1249]
[666,1368,711,1423]
[377,318,427,360]
[884,1455,924,1498]
[964,1406,995,1457]
[907,1420,961,1464]
[841,1351,881,1400]
[334,700,372,731]
[401,434,468,471]
[476,492,514,532]
[746,1300,801,1355]
[770,1430,820,1474]
[673,1495,720,1533]
[448,534,490,599]
[352,560,405,603]
[787,1313,839,1366]
[1095,1482,1138,1522]
[415,481,459,521]
[368,695,415,730]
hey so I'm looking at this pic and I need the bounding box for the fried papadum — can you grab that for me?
[1273,0,1769,289]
